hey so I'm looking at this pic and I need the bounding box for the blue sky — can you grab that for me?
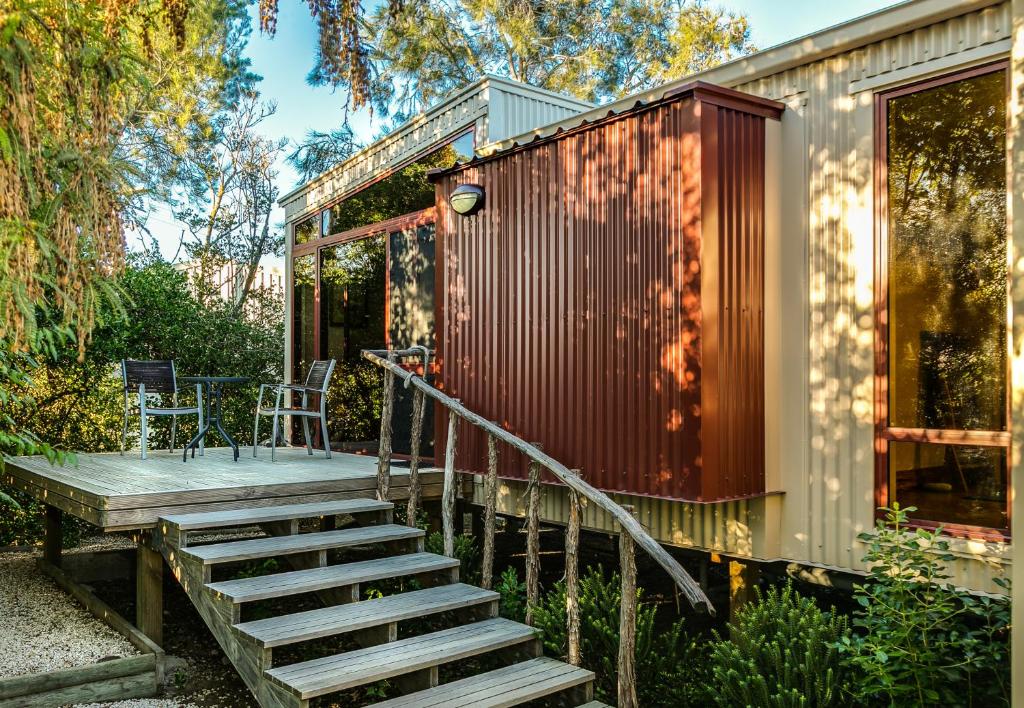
[131,0,899,262]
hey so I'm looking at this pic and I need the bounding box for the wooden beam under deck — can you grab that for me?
[3,448,443,532]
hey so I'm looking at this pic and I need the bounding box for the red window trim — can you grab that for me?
[873,60,1012,541]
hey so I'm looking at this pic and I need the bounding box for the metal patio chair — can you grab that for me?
[254,359,336,462]
[121,359,203,460]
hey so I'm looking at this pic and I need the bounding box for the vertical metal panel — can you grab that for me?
[435,92,770,502]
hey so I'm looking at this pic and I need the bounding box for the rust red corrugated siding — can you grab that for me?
[434,86,778,502]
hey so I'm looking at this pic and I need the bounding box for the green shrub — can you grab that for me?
[494,566,526,622]
[531,564,708,707]
[838,504,1010,707]
[0,488,89,548]
[710,582,848,707]
[424,531,480,585]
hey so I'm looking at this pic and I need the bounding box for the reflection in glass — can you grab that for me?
[320,236,387,449]
[294,216,317,245]
[888,442,1007,530]
[389,224,436,457]
[291,255,317,443]
[292,255,316,384]
[886,70,1007,432]
[325,139,468,236]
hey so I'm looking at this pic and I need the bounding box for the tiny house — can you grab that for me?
[281,0,1023,599]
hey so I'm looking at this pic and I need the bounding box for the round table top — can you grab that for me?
[180,375,251,384]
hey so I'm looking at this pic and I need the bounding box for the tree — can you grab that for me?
[287,126,361,184]
[362,0,752,118]
[173,92,287,311]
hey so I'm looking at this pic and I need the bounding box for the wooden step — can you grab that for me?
[181,524,423,565]
[266,618,539,700]
[160,498,393,531]
[368,657,595,707]
[234,583,498,648]
[206,552,458,603]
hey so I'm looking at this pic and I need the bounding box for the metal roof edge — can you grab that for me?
[278,77,493,207]
[429,80,786,180]
[477,0,1002,156]
[481,74,596,110]
[278,75,594,208]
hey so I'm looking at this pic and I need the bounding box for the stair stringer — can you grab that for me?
[155,536,303,708]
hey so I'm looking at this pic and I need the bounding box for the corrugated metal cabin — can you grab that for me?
[282,0,1024,606]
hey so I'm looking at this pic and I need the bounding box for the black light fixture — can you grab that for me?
[450,183,485,216]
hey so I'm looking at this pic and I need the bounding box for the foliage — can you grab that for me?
[287,126,361,184]
[1,256,283,545]
[363,0,753,117]
[173,92,287,312]
[709,583,849,707]
[837,504,1011,707]
[531,564,707,706]
[1,0,132,353]
[494,566,527,623]
[0,487,87,548]
[425,531,480,586]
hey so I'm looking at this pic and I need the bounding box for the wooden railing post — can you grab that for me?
[481,433,499,589]
[618,504,638,708]
[566,469,582,666]
[442,410,459,558]
[525,454,542,626]
[360,349,713,614]
[376,353,396,502]
[405,388,426,527]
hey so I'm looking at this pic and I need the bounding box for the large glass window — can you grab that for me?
[323,133,472,237]
[294,216,317,246]
[292,254,317,385]
[320,236,387,451]
[879,65,1008,534]
[389,223,436,457]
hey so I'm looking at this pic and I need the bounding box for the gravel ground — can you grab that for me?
[74,700,200,708]
[0,549,139,679]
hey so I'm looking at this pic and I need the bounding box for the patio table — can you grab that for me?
[180,376,250,462]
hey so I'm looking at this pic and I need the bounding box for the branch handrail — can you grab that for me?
[364,347,713,613]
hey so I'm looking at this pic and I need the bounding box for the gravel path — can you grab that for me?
[0,549,139,679]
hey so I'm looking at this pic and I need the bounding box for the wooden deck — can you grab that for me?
[3,447,442,531]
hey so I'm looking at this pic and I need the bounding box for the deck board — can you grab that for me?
[2,448,440,531]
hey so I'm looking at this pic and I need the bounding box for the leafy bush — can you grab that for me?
[838,504,1010,707]
[1,255,284,547]
[424,531,480,585]
[494,566,527,622]
[531,564,708,707]
[710,583,848,707]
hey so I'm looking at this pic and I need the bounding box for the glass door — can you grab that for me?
[319,235,387,452]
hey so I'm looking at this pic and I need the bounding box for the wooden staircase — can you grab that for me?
[154,498,601,707]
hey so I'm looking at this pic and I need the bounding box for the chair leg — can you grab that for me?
[302,417,313,456]
[121,398,128,456]
[170,414,177,453]
[253,413,261,458]
[271,413,279,463]
[320,413,331,460]
[140,412,148,461]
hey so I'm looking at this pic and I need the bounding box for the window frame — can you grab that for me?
[873,60,1012,541]
[290,128,474,249]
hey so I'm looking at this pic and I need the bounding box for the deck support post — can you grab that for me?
[135,536,163,647]
[729,559,760,629]
[44,504,63,568]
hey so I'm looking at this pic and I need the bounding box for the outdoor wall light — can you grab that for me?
[450,183,485,216]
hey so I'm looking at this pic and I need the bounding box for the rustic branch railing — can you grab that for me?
[365,347,714,704]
